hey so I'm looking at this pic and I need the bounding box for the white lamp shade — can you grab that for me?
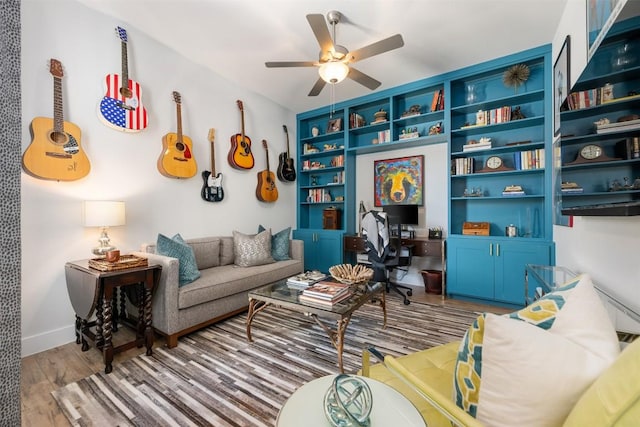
[319,61,349,84]
[83,201,126,227]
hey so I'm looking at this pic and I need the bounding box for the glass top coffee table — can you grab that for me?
[247,279,387,373]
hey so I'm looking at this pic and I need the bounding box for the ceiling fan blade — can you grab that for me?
[348,67,381,90]
[306,14,334,59]
[347,34,404,63]
[308,77,327,97]
[265,61,318,68]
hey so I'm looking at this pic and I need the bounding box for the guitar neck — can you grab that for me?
[53,75,64,134]
[263,140,271,172]
[210,141,216,174]
[121,41,129,90]
[283,125,290,157]
[176,103,183,141]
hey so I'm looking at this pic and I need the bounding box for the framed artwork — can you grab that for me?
[554,35,570,137]
[587,0,627,61]
[327,118,342,133]
[373,155,423,206]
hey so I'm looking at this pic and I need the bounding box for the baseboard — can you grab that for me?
[22,324,75,357]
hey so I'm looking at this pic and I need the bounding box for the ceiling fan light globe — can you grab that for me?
[319,61,349,84]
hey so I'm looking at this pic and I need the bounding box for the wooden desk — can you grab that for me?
[64,260,161,373]
[343,235,446,296]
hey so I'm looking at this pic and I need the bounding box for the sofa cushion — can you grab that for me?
[563,337,640,426]
[178,259,303,309]
[219,237,234,266]
[233,229,274,267]
[186,237,221,270]
[156,233,200,286]
[454,274,620,425]
[258,225,291,261]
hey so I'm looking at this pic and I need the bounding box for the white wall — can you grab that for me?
[552,1,640,331]
[355,143,448,286]
[21,0,297,356]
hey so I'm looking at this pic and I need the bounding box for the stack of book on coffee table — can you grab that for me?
[286,271,328,289]
[299,281,353,306]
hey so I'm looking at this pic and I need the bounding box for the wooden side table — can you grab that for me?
[64,259,161,373]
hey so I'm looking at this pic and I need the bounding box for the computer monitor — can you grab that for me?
[382,204,419,226]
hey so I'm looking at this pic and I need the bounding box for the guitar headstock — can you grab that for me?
[208,128,215,143]
[172,91,181,104]
[283,125,288,133]
[262,139,268,151]
[236,100,244,111]
[116,26,128,43]
[49,58,63,78]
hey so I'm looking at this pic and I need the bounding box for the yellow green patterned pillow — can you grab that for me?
[453,275,582,416]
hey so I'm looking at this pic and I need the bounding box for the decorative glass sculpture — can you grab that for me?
[323,374,373,426]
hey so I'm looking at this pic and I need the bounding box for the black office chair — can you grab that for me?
[361,210,413,305]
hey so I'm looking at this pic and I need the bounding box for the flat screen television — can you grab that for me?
[382,204,419,225]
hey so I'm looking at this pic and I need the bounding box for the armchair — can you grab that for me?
[361,274,640,426]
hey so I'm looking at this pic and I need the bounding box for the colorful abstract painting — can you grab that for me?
[374,155,423,206]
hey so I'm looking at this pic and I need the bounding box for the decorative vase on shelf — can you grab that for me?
[311,126,319,137]
[611,43,637,72]
[465,83,477,104]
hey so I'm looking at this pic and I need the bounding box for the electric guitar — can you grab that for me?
[201,128,224,202]
[228,100,254,169]
[98,26,148,132]
[276,124,296,182]
[256,140,278,202]
[22,59,91,181]
[157,91,197,179]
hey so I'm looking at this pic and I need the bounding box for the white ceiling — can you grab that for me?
[77,0,570,113]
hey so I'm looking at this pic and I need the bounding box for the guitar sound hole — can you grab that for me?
[240,141,251,154]
[175,142,185,152]
[50,131,68,145]
[120,87,132,99]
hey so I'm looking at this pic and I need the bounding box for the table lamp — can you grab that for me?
[83,201,126,255]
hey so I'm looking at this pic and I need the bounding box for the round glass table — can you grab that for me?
[276,374,426,426]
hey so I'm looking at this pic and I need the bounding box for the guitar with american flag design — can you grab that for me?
[98,26,148,132]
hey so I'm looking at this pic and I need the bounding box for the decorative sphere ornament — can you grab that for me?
[323,374,373,426]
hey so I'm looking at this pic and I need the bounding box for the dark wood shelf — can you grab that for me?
[561,201,640,216]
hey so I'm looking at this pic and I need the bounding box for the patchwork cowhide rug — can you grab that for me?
[52,294,479,426]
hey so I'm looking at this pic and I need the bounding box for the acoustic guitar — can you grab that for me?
[22,59,91,181]
[276,124,296,182]
[256,140,278,202]
[98,26,148,132]
[201,128,224,202]
[157,91,197,179]
[228,100,254,169]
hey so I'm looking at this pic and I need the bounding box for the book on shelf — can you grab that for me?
[502,191,526,196]
[561,188,584,194]
[595,118,640,134]
[302,281,351,300]
[286,271,328,288]
[462,142,491,152]
[299,290,353,306]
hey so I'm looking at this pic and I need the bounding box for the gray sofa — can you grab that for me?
[133,235,304,348]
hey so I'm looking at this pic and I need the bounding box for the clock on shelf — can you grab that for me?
[565,144,620,165]
[477,155,514,172]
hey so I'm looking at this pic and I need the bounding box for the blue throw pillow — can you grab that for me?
[156,233,200,286]
[258,225,291,261]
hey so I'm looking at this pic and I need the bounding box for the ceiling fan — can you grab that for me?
[265,10,404,96]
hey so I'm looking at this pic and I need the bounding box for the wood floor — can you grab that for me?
[20,287,510,427]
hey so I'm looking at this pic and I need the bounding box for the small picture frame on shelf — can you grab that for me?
[554,35,570,137]
[327,118,342,133]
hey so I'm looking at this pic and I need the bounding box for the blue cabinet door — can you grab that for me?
[447,238,494,300]
[447,237,554,305]
[494,240,553,305]
[292,229,343,272]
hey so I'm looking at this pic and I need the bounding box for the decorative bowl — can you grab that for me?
[329,264,373,285]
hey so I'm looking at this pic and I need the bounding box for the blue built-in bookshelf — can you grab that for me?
[295,43,556,303]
